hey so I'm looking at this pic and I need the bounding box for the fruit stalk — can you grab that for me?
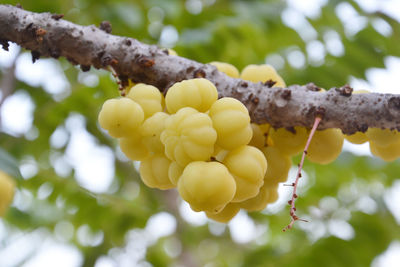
[283,116,322,232]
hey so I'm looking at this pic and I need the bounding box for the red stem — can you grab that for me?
[283,116,322,232]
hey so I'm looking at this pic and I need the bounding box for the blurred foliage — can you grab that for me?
[0,0,400,266]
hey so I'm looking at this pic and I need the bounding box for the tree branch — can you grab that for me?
[0,4,399,134]
[0,48,18,130]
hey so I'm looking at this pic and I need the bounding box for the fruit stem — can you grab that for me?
[283,116,322,232]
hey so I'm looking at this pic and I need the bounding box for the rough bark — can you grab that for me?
[0,4,399,134]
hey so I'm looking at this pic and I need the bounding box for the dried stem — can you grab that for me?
[283,116,322,232]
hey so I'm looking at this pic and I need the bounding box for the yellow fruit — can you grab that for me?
[205,203,240,223]
[126,83,163,119]
[0,170,15,217]
[353,89,370,94]
[240,183,279,212]
[262,146,292,184]
[209,62,240,78]
[223,145,267,202]
[259,123,271,133]
[119,132,149,161]
[168,49,178,56]
[248,123,265,149]
[269,127,308,156]
[354,85,389,146]
[209,97,252,150]
[168,161,184,186]
[98,98,144,138]
[366,128,400,147]
[140,112,169,153]
[178,161,236,213]
[240,64,286,87]
[139,153,175,190]
[344,132,368,144]
[165,78,218,113]
[307,129,344,164]
[161,107,217,166]
[212,145,229,162]
[268,186,279,203]
[369,141,400,162]
[259,123,274,146]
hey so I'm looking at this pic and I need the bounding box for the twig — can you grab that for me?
[283,116,322,232]
[107,65,127,96]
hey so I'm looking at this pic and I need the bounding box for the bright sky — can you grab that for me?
[1,0,400,266]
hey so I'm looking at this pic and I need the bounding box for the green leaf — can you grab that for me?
[0,147,22,179]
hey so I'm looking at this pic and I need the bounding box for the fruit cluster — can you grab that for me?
[346,124,400,161]
[0,170,15,217]
[98,73,274,222]
[343,90,400,161]
[228,64,400,164]
[98,61,398,223]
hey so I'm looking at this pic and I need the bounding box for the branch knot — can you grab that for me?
[335,84,353,96]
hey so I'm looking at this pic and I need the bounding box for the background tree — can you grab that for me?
[0,0,400,266]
